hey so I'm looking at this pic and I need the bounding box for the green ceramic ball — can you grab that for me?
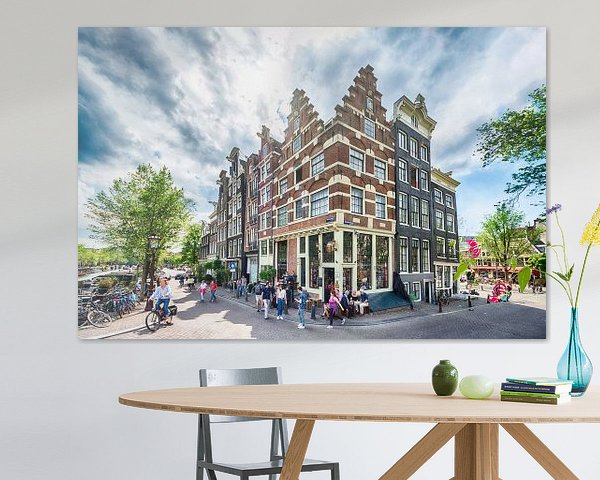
[459,375,494,399]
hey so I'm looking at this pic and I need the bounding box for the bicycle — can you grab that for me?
[145,304,178,332]
[437,290,451,306]
[78,296,113,328]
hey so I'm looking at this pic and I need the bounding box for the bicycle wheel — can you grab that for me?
[87,309,112,328]
[145,311,162,332]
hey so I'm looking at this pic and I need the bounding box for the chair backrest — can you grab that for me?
[199,367,281,423]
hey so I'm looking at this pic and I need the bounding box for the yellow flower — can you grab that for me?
[581,204,600,246]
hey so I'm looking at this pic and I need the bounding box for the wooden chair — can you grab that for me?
[197,367,340,480]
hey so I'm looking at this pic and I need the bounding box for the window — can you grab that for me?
[410,138,418,158]
[375,194,386,219]
[309,235,319,288]
[445,194,454,209]
[300,257,306,287]
[261,240,267,255]
[420,171,429,191]
[261,144,268,158]
[410,166,419,188]
[422,240,431,273]
[351,187,364,214]
[436,237,446,257]
[374,159,386,180]
[398,159,408,183]
[295,166,303,183]
[446,213,455,233]
[435,209,444,230]
[295,198,308,219]
[357,233,372,289]
[279,178,288,195]
[322,232,334,263]
[421,199,430,229]
[375,236,389,289]
[411,196,420,227]
[311,153,325,176]
[364,118,376,138]
[434,188,443,204]
[366,96,374,112]
[398,130,408,150]
[420,145,428,163]
[411,115,419,128]
[411,239,420,273]
[398,192,408,224]
[299,236,306,254]
[311,188,329,216]
[349,148,364,172]
[277,206,288,227]
[399,237,408,272]
[343,232,353,263]
[293,116,300,132]
[412,282,421,301]
[261,212,271,229]
[292,135,301,154]
[448,239,457,258]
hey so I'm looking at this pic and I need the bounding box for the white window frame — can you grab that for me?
[374,158,386,180]
[434,188,443,204]
[445,194,454,209]
[422,240,431,273]
[410,138,418,158]
[437,236,446,257]
[364,118,376,138]
[411,115,419,128]
[398,192,408,225]
[421,199,430,230]
[292,135,301,154]
[448,238,457,258]
[398,159,408,183]
[446,213,455,233]
[420,145,428,163]
[349,148,364,172]
[399,237,408,273]
[420,170,429,191]
[411,196,420,228]
[410,166,419,189]
[398,130,408,151]
[277,205,288,227]
[279,178,288,196]
[351,187,364,214]
[310,187,329,217]
[411,238,420,273]
[412,282,422,301]
[435,209,445,230]
[375,194,386,219]
[311,153,325,176]
[366,96,374,112]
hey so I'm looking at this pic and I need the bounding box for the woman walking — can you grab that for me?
[326,290,344,329]
[276,284,286,320]
[209,280,218,302]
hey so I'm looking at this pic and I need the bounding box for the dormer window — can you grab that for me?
[366,97,374,112]
[411,115,419,128]
[293,116,300,132]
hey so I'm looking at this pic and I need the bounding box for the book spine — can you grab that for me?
[501,383,557,394]
[501,395,559,405]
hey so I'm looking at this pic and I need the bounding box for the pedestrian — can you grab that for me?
[149,277,173,325]
[340,290,350,324]
[358,288,369,315]
[254,281,263,312]
[241,276,247,296]
[327,290,344,329]
[295,286,308,329]
[262,282,272,319]
[197,280,207,303]
[209,280,218,302]
[276,284,286,320]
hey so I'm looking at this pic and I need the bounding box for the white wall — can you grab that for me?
[2,1,600,478]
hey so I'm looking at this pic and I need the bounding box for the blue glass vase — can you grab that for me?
[557,308,593,397]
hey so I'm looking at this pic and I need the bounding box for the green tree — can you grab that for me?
[180,222,204,272]
[476,85,546,200]
[259,265,277,282]
[86,164,193,292]
[477,204,533,281]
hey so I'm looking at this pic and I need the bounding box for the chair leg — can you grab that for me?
[332,464,341,480]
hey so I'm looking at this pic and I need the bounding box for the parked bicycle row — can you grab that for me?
[78,289,142,328]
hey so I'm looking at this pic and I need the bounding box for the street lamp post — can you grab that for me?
[148,234,161,293]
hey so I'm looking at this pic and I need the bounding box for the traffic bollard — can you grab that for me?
[468,295,472,309]
[245,289,248,302]
[438,299,442,313]
[310,303,316,320]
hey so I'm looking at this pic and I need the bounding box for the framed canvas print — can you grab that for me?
[78,27,546,340]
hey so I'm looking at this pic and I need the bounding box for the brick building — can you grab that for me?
[263,66,397,302]
[244,152,260,282]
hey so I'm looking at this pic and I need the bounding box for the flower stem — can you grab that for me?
[544,271,574,306]
[574,242,593,309]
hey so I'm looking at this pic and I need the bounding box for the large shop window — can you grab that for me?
[343,268,353,291]
[343,231,353,263]
[411,239,420,273]
[277,241,288,279]
[376,236,389,289]
[357,233,373,290]
[300,257,306,288]
[322,231,335,263]
[309,234,320,288]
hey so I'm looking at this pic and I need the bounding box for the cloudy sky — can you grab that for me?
[78,27,546,244]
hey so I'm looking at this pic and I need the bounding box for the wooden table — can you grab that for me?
[119,383,599,479]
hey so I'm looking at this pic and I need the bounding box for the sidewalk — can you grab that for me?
[216,287,483,327]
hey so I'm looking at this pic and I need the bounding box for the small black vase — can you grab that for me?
[432,360,459,396]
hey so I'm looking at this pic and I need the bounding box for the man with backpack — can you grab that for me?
[254,282,263,312]
[262,282,272,319]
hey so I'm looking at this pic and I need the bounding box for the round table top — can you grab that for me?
[119,383,600,424]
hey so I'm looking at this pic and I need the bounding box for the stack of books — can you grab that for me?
[500,377,573,405]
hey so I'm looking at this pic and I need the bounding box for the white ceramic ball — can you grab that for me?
[459,375,495,399]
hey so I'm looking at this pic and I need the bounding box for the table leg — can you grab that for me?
[454,423,499,480]
[279,419,315,480]
[501,424,578,479]
[379,423,467,480]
